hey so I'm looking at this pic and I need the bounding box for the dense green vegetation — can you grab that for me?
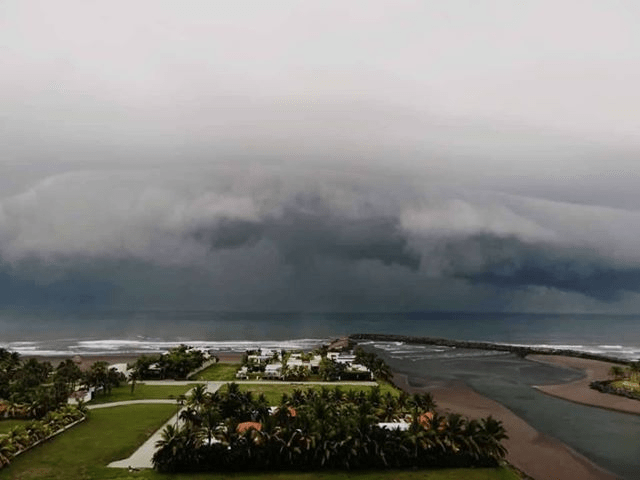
[193,363,240,381]
[611,380,640,392]
[591,362,640,400]
[0,350,85,419]
[153,383,508,473]
[130,345,206,381]
[0,420,27,435]
[218,382,398,405]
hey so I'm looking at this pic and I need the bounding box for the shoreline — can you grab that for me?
[392,372,617,480]
[529,354,640,416]
[350,333,634,365]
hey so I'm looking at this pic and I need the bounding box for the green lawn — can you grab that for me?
[219,382,400,405]
[1,404,175,480]
[0,419,28,434]
[0,404,519,480]
[88,383,195,404]
[193,363,241,381]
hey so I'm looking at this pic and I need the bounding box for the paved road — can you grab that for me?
[108,382,223,469]
[87,399,175,410]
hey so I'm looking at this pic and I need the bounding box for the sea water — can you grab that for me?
[1,310,640,360]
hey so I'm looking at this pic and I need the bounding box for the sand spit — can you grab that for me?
[530,355,640,416]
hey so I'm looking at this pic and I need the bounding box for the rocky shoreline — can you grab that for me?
[349,333,632,365]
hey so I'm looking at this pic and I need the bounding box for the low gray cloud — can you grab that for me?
[436,234,640,301]
[2,1,640,312]
[2,163,640,311]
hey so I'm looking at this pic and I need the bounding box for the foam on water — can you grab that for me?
[0,338,327,357]
[365,340,640,361]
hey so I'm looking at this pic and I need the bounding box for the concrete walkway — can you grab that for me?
[87,399,175,410]
[108,382,223,469]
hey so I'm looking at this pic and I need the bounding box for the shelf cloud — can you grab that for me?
[2,1,640,311]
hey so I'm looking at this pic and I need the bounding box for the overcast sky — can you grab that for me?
[2,0,640,312]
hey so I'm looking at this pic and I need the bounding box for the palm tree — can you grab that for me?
[609,365,625,381]
[478,416,508,461]
[187,384,208,411]
[153,424,186,472]
[128,368,139,394]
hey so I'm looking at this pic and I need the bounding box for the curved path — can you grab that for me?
[108,381,224,469]
[87,399,175,409]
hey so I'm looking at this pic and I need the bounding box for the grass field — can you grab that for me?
[193,363,241,381]
[1,404,175,479]
[218,381,400,405]
[88,383,195,404]
[0,419,28,434]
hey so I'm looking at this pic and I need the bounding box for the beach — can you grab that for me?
[530,355,640,416]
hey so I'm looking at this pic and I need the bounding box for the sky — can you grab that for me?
[1,0,640,312]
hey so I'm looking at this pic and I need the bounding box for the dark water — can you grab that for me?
[366,342,640,480]
[1,310,640,360]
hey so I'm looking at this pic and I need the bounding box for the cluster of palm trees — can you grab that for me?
[354,347,393,381]
[1,349,121,421]
[153,383,508,473]
[0,404,85,468]
[129,345,206,381]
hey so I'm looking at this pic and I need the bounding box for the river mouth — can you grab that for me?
[366,342,640,480]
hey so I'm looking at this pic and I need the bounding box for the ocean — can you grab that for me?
[2,309,639,478]
[1,310,640,360]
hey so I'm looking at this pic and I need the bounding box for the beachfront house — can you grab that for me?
[67,387,94,405]
[235,366,249,379]
[264,363,283,379]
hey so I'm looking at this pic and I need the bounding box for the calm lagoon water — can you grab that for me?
[364,342,640,480]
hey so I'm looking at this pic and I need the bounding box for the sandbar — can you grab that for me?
[530,354,640,416]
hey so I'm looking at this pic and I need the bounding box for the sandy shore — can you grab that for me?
[529,355,640,416]
[393,373,617,480]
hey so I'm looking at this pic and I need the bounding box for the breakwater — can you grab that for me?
[349,333,633,365]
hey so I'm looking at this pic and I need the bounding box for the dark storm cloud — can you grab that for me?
[439,234,640,301]
[189,192,420,269]
[267,203,420,270]
[192,218,264,250]
[2,1,640,312]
